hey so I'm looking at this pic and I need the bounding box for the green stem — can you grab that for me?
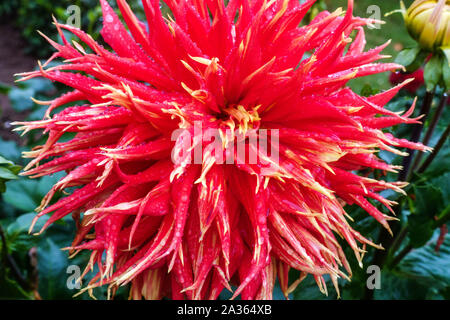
[411,93,448,172]
[399,90,434,181]
[384,94,450,270]
[388,204,450,269]
[388,244,413,270]
[0,225,30,290]
[434,204,450,227]
[418,123,450,174]
[364,202,403,300]
[388,225,409,259]
[366,91,437,300]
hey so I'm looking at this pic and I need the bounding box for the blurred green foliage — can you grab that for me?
[325,0,417,94]
[0,0,144,58]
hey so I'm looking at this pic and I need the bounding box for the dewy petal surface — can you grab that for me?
[15,0,430,300]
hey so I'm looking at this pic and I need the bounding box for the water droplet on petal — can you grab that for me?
[105,14,114,23]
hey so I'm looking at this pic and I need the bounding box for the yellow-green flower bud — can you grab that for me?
[402,0,450,52]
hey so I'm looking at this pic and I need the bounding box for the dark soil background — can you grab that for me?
[0,22,36,142]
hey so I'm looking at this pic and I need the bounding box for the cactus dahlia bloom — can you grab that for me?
[14,0,430,300]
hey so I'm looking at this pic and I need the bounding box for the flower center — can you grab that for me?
[216,104,261,134]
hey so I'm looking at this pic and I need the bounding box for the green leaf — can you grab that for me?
[27,107,47,121]
[407,183,445,248]
[0,156,22,193]
[416,136,450,179]
[415,184,445,216]
[397,233,450,291]
[5,226,39,253]
[2,179,40,212]
[0,167,19,180]
[373,271,429,300]
[25,77,54,93]
[0,138,22,161]
[0,82,11,94]
[1,169,63,212]
[37,173,63,197]
[292,274,337,300]
[8,165,21,176]
[7,212,48,235]
[360,84,380,97]
[8,87,35,112]
[424,54,444,91]
[0,155,14,165]
[0,269,33,299]
[37,238,73,299]
[0,160,21,174]
[408,217,435,248]
[443,54,450,91]
[441,47,450,66]
[431,173,450,207]
[395,46,421,70]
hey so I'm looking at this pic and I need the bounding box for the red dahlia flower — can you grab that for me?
[389,69,425,93]
[14,0,430,300]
